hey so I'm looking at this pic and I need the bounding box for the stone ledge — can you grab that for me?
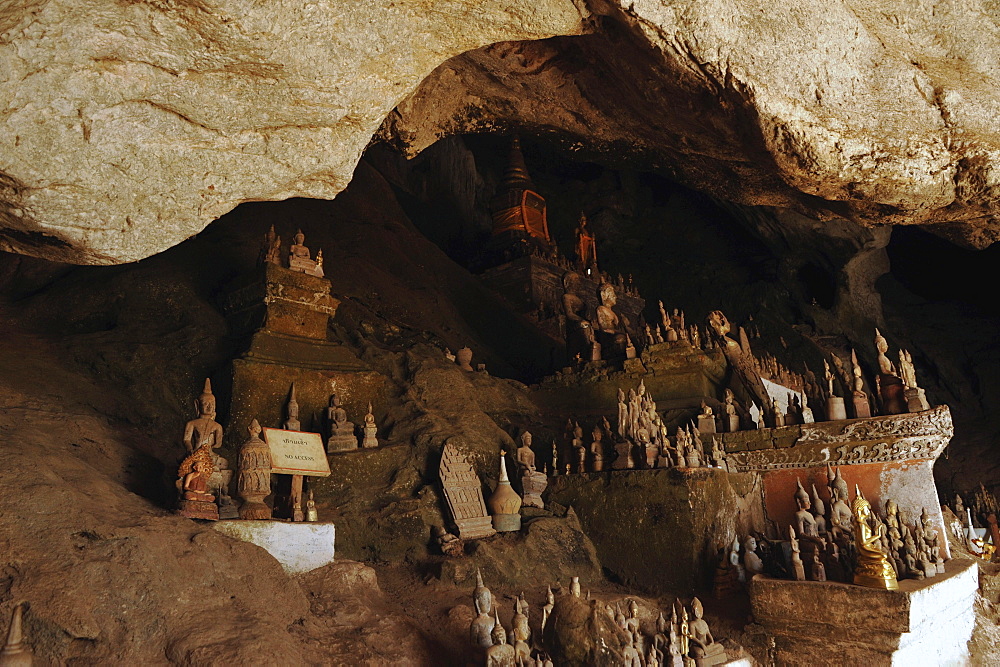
[750,558,978,664]
[212,520,336,575]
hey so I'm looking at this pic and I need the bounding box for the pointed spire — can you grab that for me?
[476,568,484,588]
[289,382,297,405]
[499,451,510,483]
[1,602,31,664]
[502,136,533,188]
[494,607,504,631]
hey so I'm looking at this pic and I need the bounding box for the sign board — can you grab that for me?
[263,428,331,477]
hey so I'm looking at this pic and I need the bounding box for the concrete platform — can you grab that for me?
[750,558,978,666]
[212,520,336,574]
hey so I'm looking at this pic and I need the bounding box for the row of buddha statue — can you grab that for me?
[549,382,727,475]
[470,570,729,667]
[175,378,381,522]
[717,466,946,595]
[260,225,324,278]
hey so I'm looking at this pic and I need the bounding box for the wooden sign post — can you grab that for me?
[263,428,330,521]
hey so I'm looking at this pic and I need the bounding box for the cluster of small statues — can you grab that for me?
[261,225,324,278]
[324,391,379,452]
[469,571,729,667]
[951,487,999,560]
[551,381,727,475]
[717,466,946,593]
[705,311,933,430]
[643,300,720,355]
[175,378,384,523]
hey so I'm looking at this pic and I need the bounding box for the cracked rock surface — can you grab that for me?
[4,0,1000,264]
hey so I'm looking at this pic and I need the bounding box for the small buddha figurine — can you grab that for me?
[516,431,547,509]
[875,329,906,414]
[217,487,239,520]
[511,599,530,658]
[469,598,495,651]
[788,526,806,581]
[810,549,826,582]
[772,396,785,427]
[473,568,492,616]
[570,576,581,597]
[625,334,637,359]
[485,611,515,666]
[697,402,716,434]
[456,347,474,372]
[284,383,301,431]
[177,447,219,520]
[287,229,324,277]
[743,536,764,578]
[595,282,620,333]
[793,479,821,541]
[326,393,358,452]
[645,324,656,346]
[433,525,463,557]
[686,598,726,665]
[590,424,605,472]
[183,379,225,460]
[723,389,740,432]
[810,484,827,536]
[654,325,665,344]
[824,534,845,582]
[541,587,555,633]
[361,403,378,448]
[852,487,899,590]
[850,349,872,418]
[1,602,32,667]
[262,225,282,266]
[305,490,319,522]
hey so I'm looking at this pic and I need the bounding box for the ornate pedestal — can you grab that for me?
[327,429,359,453]
[750,559,977,665]
[826,396,847,421]
[220,264,386,450]
[178,499,219,521]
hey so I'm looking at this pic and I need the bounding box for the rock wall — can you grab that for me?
[0,0,588,263]
[6,1,1000,263]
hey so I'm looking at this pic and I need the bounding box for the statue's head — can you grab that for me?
[248,418,262,438]
[794,479,810,510]
[691,597,704,619]
[491,621,506,644]
[520,431,532,447]
[875,328,888,353]
[853,494,872,522]
[294,229,305,244]
[562,271,581,291]
[198,378,215,416]
[887,499,898,514]
[744,535,756,552]
[811,485,826,515]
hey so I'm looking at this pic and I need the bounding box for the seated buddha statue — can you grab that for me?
[852,487,899,590]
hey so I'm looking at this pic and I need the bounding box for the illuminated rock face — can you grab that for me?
[0,0,588,263]
[7,0,1000,263]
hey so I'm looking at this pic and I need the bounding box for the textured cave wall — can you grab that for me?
[5,1,1000,264]
[0,0,589,263]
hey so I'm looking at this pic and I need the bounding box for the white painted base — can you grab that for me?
[212,520,336,574]
[893,559,978,667]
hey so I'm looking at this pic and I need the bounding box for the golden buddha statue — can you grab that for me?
[852,486,899,590]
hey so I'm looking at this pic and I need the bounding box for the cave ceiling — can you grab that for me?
[3,0,1000,264]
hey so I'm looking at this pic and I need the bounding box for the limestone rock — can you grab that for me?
[0,0,588,263]
[390,3,1000,249]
